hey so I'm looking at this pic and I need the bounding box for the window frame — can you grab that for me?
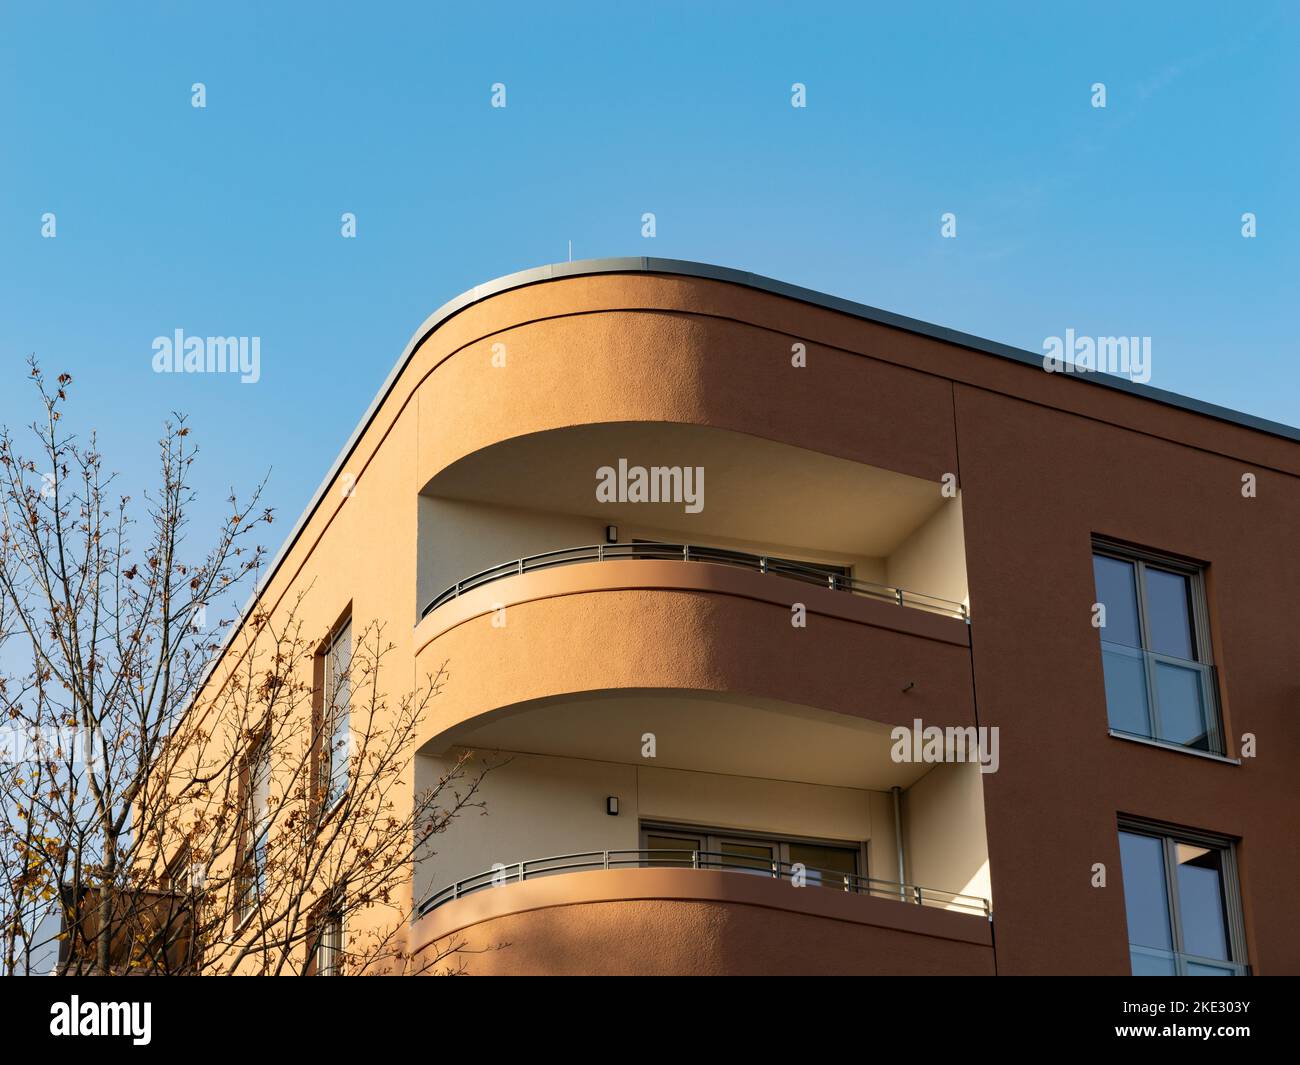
[314,613,353,814]
[1092,538,1223,755]
[306,893,345,976]
[163,844,192,893]
[639,821,865,885]
[1117,816,1248,976]
[235,733,271,928]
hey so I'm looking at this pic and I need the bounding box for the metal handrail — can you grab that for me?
[420,542,969,621]
[416,849,991,920]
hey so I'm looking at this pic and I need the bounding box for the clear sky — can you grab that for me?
[2,1,1297,583]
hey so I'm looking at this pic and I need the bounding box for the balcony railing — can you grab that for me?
[1100,642,1223,755]
[421,542,969,621]
[415,849,991,920]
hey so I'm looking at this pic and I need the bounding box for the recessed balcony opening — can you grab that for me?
[417,422,969,622]
[413,690,992,925]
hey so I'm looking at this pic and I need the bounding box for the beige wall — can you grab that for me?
[417,497,606,616]
[415,750,895,907]
[416,496,896,618]
[413,752,639,906]
[885,494,968,608]
[902,760,992,908]
[637,765,875,843]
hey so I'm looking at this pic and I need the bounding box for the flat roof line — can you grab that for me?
[206,257,1299,700]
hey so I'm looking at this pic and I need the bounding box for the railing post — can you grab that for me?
[518,861,526,883]
[683,544,690,562]
[691,850,699,870]
[896,588,905,607]
[913,885,923,906]
[760,555,767,574]
[602,850,610,870]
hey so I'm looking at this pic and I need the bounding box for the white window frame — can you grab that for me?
[319,617,352,810]
[639,822,864,886]
[1118,817,1248,976]
[1092,539,1223,755]
[237,737,271,926]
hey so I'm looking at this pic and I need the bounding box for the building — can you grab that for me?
[198,258,1300,975]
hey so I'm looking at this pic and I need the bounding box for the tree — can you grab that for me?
[0,359,491,975]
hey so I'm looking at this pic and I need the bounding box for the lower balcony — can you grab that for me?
[406,856,993,976]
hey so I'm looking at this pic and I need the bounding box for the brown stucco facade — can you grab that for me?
[195,259,1300,975]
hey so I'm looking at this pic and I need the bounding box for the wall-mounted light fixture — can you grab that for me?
[606,796,620,816]
[605,525,619,544]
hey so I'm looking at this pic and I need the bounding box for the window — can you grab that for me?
[163,845,192,893]
[1118,822,1247,976]
[308,905,343,976]
[641,824,861,888]
[1092,542,1222,754]
[317,914,342,976]
[317,616,352,809]
[236,737,270,924]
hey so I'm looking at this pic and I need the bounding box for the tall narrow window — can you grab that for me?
[1092,542,1221,754]
[1118,822,1247,976]
[318,617,352,809]
[236,737,270,924]
[316,912,343,976]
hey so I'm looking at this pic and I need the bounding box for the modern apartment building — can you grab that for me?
[196,258,1300,976]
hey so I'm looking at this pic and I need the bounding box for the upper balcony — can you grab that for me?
[414,420,972,745]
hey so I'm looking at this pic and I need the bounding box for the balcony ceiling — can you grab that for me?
[427,422,945,557]
[437,689,935,790]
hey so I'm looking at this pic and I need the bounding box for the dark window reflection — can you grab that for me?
[1094,555,1142,647]
[1145,568,1195,660]
[1120,831,1173,951]
[1176,844,1231,962]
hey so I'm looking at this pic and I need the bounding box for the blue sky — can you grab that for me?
[2,1,1297,582]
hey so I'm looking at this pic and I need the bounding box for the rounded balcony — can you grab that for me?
[405,860,994,976]
[412,544,975,756]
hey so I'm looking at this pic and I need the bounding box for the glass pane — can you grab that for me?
[1119,832,1173,951]
[1175,844,1230,962]
[329,620,352,712]
[788,843,857,888]
[645,835,701,866]
[1144,568,1195,660]
[1130,947,1177,975]
[322,622,353,804]
[1101,645,1151,736]
[1186,961,1234,975]
[1093,555,1142,647]
[719,841,773,874]
[1154,661,1209,750]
